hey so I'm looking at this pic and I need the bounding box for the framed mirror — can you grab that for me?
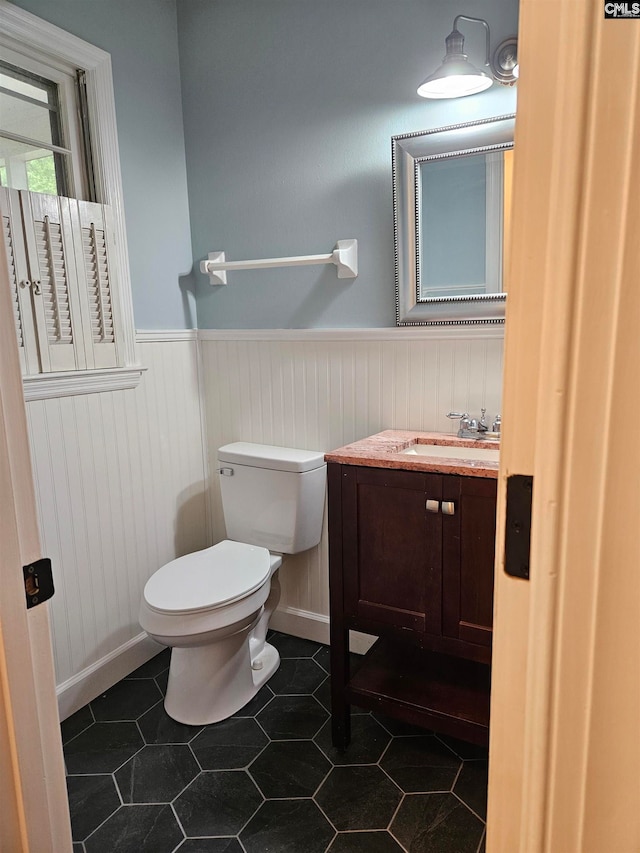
[393,114,515,325]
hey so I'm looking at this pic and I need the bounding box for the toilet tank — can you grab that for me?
[217,442,326,554]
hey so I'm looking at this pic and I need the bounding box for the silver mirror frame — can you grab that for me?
[393,114,515,326]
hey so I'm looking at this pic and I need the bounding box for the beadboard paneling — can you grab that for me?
[200,332,504,626]
[26,339,209,713]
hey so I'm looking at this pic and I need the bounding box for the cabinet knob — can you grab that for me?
[426,499,440,513]
[442,501,456,515]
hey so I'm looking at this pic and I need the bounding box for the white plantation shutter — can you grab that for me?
[0,188,40,374]
[0,190,126,379]
[20,192,87,372]
[71,200,121,369]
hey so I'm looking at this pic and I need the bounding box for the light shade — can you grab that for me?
[418,21,493,100]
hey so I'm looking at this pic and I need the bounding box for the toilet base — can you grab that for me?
[250,640,280,687]
[163,628,280,726]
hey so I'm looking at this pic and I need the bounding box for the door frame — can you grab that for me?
[0,220,72,849]
[488,2,640,850]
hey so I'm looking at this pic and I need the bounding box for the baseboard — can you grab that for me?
[271,606,376,655]
[57,612,375,721]
[56,632,164,721]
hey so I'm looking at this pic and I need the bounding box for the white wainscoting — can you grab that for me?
[199,328,504,643]
[30,327,504,719]
[26,335,210,719]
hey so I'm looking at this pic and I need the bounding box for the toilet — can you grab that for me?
[139,442,326,725]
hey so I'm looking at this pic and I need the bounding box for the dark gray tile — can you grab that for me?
[61,705,94,744]
[268,658,327,695]
[328,831,405,852]
[177,841,243,853]
[477,829,486,853]
[381,735,461,793]
[240,799,334,853]
[391,792,484,853]
[313,675,331,711]
[313,644,331,673]
[64,722,143,774]
[67,774,120,842]
[454,760,488,820]
[73,844,84,852]
[154,669,169,695]
[84,803,183,853]
[436,735,489,761]
[315,765,402,831]
[269,631,323,658]
[138,701,202,745]
[315,715,391,765]
[91,679,162,722]
[115,745,200,803]
[249,740,330,798]
[257,695,328,740]
[373,713,433,737]
[125,649,171,679]
[232,685,274,718]
[191,718,268,770]
[313,677,370,716]
[174,771,262,836]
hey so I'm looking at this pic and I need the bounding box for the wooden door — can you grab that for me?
[0,208,72,850]
[487,3,640,851]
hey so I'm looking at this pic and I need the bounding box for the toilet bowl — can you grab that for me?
[139,443,326,726]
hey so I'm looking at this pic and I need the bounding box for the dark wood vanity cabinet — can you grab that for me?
[328,462,497,748]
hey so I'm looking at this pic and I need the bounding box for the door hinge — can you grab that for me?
[23,558,55,609]
[504,474,533,580]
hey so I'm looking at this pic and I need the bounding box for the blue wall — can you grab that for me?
[8,0,195,330]
[178,0,519,329]
[8,0,518,330]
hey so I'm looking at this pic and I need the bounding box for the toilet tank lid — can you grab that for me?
[218,442,325,473]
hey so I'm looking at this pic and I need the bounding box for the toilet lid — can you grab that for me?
[143,540,271,614]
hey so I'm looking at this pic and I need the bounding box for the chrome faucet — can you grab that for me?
[447,408,499,439]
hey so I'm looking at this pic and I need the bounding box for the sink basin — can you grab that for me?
[400,443,500,463]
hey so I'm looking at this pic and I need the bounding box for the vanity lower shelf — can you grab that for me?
[346,640,491,746]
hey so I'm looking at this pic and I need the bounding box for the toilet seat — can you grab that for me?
[143,540,271,615]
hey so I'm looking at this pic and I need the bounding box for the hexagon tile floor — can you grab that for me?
[63,632,488,853]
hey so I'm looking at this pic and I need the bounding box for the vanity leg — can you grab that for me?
[327,462,351,750]
[330,625,351,750]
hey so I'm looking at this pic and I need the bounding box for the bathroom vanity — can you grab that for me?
[326,430,498,749]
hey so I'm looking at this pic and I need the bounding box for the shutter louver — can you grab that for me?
[3,212,23,349]
[36,216,73,345]
[73,199,119,369]
[83,221,114,344]
[21,192,86,372]
[0,188,39,375]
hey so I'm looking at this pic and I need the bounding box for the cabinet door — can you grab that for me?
[342,466,442,637]
[442,475,497,647]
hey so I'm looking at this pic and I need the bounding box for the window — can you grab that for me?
[0,3,141,400]
[0,61,71,196]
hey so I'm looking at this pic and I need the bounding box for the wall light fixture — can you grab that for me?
[417,15,518,100]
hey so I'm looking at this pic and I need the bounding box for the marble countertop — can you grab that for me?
[325,430,500,479]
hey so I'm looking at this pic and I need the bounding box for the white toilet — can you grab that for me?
[139,442,326,726]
